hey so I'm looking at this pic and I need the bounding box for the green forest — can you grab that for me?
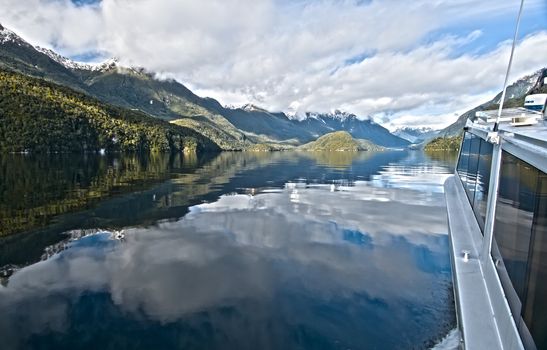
[299,131,383,151]
[0,69,220,153]
[424,134,462,151]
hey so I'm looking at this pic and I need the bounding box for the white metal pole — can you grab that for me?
[482,0,525,262]
[494,0,525,131]
[480,142,503,262]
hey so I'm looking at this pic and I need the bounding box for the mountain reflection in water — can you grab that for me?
[0,151,456,350]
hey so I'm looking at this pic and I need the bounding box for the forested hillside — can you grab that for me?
[423,135,462,152]
[0,69,219,153]
[299,131,383,151]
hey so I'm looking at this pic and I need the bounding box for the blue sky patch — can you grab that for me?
[70,51,106,63]
[71,0,101,7]
[423,4,547,58]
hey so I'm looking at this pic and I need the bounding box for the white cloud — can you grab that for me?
[0,0,545,128]
[0,0,102,52]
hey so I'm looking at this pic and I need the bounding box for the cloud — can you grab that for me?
[304,31,547,129]
[0,0,103,52]
[0,0,545,129]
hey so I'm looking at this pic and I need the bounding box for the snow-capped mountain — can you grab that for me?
[224,103,273,114]
[0,22,120,74]
[35,47,119,72]
[217,103,409,148]
[305,110,361,122]
[34,47,93,70]
[393,127,439,143]
[0,23,31,47]
[292,111,407,148]
[0,22,410,149]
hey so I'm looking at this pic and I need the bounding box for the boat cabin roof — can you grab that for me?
[468,109,547,173]
[471,108,546,144]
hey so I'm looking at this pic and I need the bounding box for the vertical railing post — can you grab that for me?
[480,137,503,263]
[481,0,524,263]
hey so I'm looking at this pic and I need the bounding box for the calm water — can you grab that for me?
[0,151,457,350]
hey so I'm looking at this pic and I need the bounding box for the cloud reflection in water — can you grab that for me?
[0,153,455,350]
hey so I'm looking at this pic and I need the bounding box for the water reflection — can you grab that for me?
[0,153,207,236]
[1,151,412,267]
[0,151,457,350]
[300,151,373,169]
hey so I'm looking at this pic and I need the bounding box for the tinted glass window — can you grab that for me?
[457,132,471,186]
[456,132,493,233]
[522,172,547,349]
[466,135,480,205]
[494,152,537,299]
[472,140,493,231]
[493,151,547,349]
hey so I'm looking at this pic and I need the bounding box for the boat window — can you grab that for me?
[466,134,481,208]
[456,131,492,233]
[492,151,547,349]
[472,140,493,231]
[522,171,547,349]
[456,132,471,187]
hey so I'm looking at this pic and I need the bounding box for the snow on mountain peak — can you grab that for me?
[241,103,259,112]
[0,24,28,46]
[285,110,300,120]
[92,57,120,72]
[331,110,355,121]
[392,126,439,143]
[394,126,434,133]
[35,46,121,72]
[228,103,268,113]
[35,46,89,70]
[305,110,359,122]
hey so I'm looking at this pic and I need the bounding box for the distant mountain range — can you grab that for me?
[392,127,439,144]
[0,23,410,151]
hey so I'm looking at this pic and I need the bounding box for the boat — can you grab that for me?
[524,94,547,112]
[445,105,546,350]
[444,1,547,349]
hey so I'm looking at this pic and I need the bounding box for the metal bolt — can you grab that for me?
[462,250,470,262]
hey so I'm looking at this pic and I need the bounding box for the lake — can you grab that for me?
[0,150,458,350]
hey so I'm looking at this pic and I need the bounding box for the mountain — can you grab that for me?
[393,127,439,144]
[437,68,547,137]
[0,68,219,153]
[217,105,305,144]
[299,131,383,151]
[293,111,410,148]
[0,23,85,90]
[0,25,253,149]
[0,23,410,150]
[35,46,119,72]
[213,107,410,148]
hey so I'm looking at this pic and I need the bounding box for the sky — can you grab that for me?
[0,0,546,130]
